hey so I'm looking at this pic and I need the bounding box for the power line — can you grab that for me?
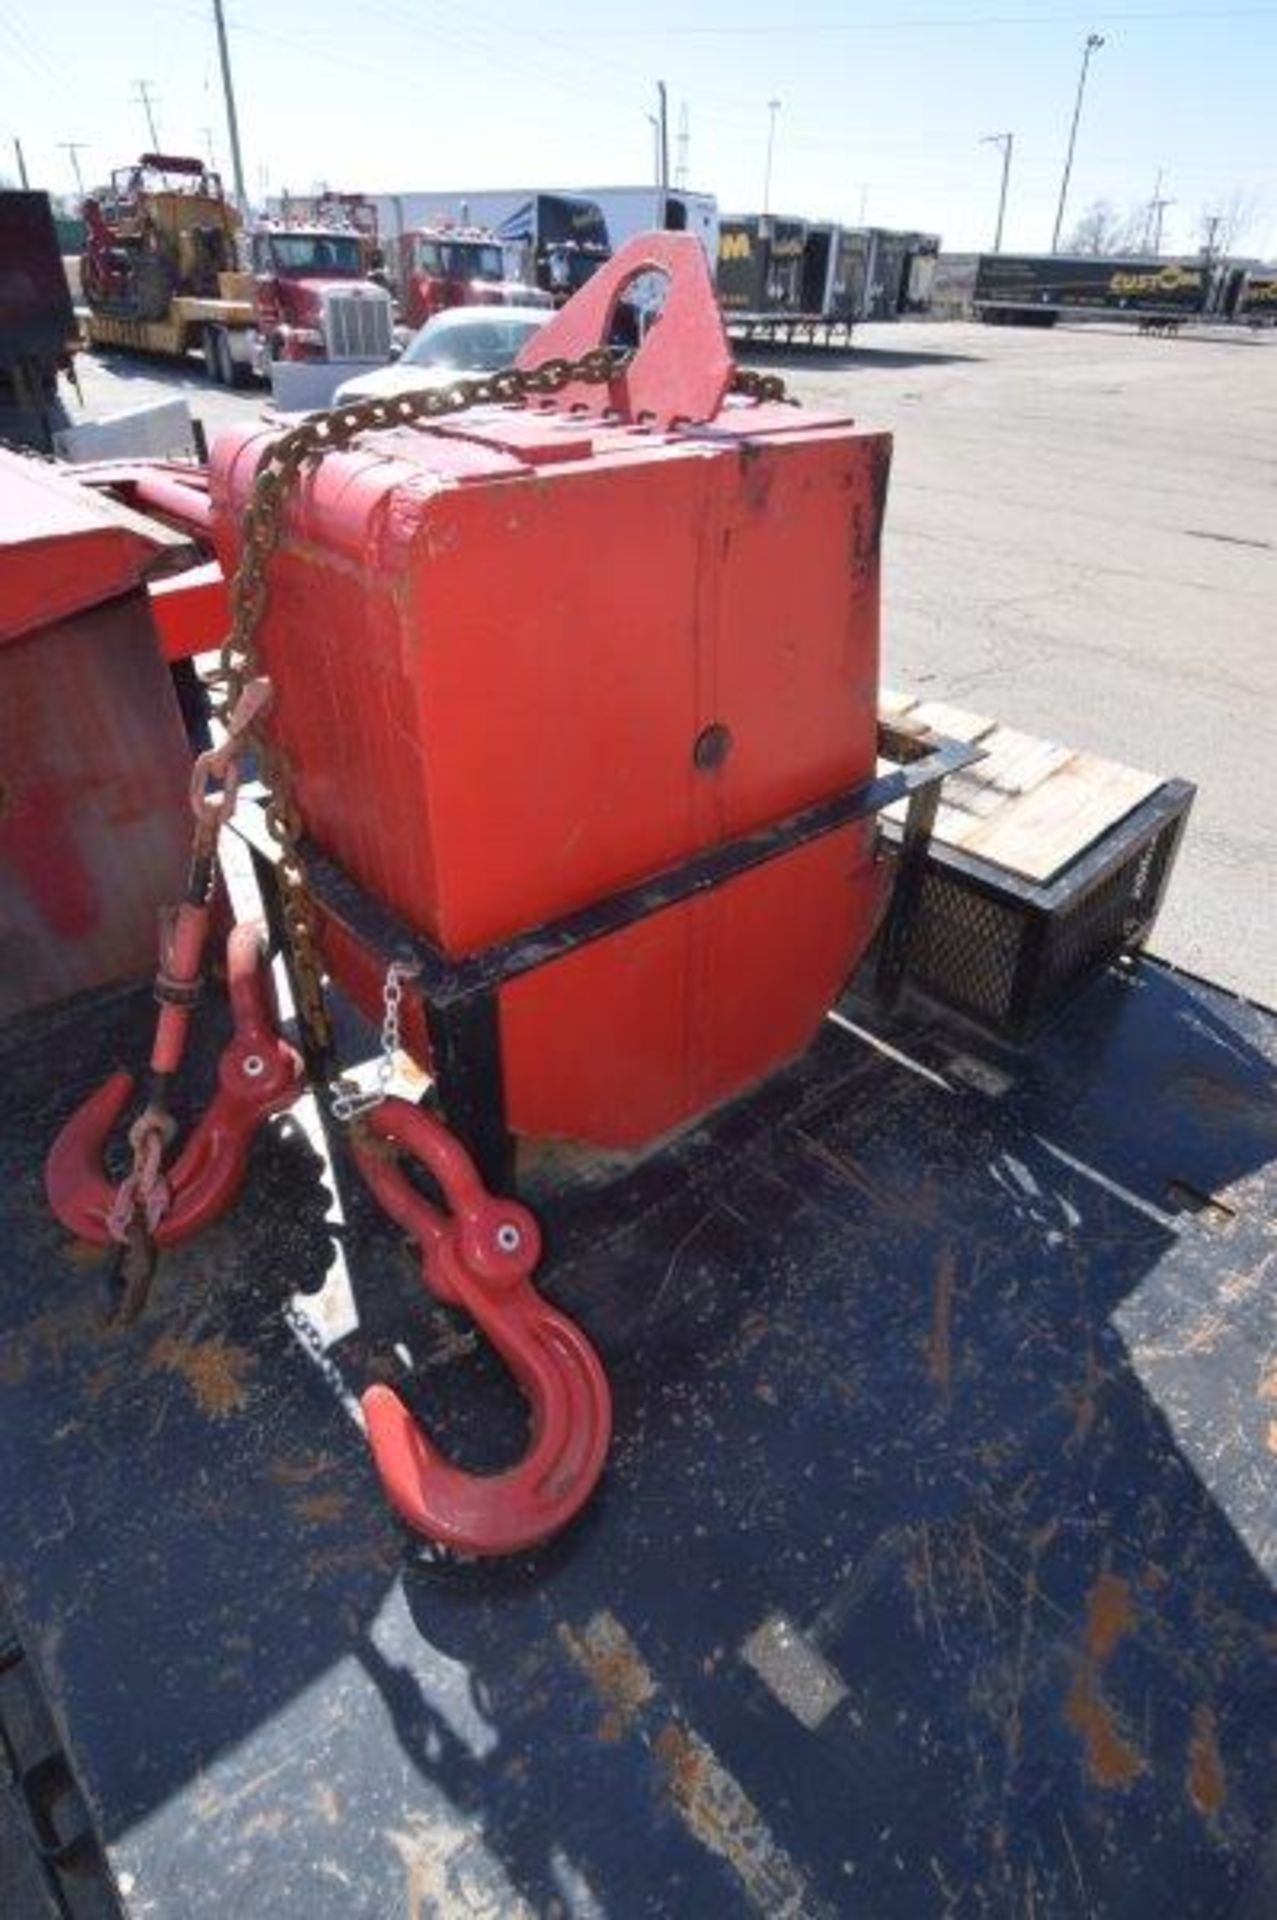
[565,5,1277,32]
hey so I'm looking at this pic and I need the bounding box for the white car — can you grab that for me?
[332,306,551,406]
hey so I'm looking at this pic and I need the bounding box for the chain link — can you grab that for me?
[211,348,788,1086]
[329,957,420,1122]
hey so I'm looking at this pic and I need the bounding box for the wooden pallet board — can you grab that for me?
[879,688,1163,884]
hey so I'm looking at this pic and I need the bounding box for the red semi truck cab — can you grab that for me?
[393,225,546,330]
[248,225,394,364]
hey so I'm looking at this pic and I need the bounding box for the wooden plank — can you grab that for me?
[909,700,998,744]
[961,753,1163,881]
[940,727,1075,822]
[878,687,918,719]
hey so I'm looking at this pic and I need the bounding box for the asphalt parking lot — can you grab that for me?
[68,317,1276,1006]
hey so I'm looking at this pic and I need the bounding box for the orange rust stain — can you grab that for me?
[927,1245,956,1391]
[1065,1571,1144,1789]
[557,1615,656,1742]
[294,1490,349,1525]
[1187,1705,1226,1819]
[654,1721,706,1806]
[1065,1667,1144,1787]
[1267,1421,1277,1456]
[0,1342,30,1387]
[1258,1364,1277,1403]
[268,1454,337,1486]
[1083,1572,1136,1662]
[146,1333,255,1417]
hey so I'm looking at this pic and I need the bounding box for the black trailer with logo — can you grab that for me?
[718,218,939,346]
[971,252,1252,328]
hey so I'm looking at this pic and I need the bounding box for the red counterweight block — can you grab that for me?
[210,240,891,1149]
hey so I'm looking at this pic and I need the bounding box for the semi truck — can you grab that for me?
[83,155,393,385]
[0,189,77,449]
[369,188,612,304]
[971,251,1255,327]
[386,224,545,330]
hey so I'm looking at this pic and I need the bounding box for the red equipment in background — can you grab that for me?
[391,223,542,329]
[212,231,892,1151]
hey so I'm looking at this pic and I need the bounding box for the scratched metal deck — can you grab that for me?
[1,955,1275,1919]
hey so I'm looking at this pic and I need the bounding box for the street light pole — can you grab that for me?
[981,132,1013,252]
[762,98,781,217]
[1051,32,1104,253]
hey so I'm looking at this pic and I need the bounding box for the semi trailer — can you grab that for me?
[717,216,940,345]
[972,251,1255,327]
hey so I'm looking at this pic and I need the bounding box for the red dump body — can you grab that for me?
[210,241,890,1147]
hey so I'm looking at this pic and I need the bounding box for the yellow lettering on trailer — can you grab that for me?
[1109,264,1201,297]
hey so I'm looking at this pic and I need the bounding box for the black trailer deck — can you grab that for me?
[2,953,1275,1917]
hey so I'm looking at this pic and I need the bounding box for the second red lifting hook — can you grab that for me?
[45,921,303,1249]
[351,1097,612,1557]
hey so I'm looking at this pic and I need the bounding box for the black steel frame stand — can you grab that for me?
[235,733,975,1191]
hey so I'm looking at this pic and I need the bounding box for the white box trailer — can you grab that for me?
[367,186,718,270]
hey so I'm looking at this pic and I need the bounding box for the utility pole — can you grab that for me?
[1201,211,1222,265]
[676,101,689,190]
[1143,170,1174,255]
[212,0,249,213]
[981,132,1013,252]
[13,137,29,188]
[199,125,217,170]
[656,81,669,201]
[133,79,160,149]
[1051,32,1104,253]
[858,183,869,226]
[58,141,88,199]
[762,98,781,218]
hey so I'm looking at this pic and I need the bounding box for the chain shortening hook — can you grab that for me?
[351,1097,612,1557]
[45,923,303,1250]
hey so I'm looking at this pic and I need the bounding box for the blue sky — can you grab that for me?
[4,1,1275,256]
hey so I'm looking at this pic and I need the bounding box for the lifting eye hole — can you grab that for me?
[693,723,733,772]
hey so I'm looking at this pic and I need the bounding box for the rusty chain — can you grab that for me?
[207,348,789,1072]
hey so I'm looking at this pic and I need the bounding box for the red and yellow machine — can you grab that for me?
[43,234,954,1559]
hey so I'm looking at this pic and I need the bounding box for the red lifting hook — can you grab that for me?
[351,1098,612,1557]
[45,922,303,1247]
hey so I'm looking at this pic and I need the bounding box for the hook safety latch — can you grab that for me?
[45,921,303,1248]
[352,1097,612,1557]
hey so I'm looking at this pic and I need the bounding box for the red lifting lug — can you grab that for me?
[351,1098,612,1557]
[45,922,303,1248]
